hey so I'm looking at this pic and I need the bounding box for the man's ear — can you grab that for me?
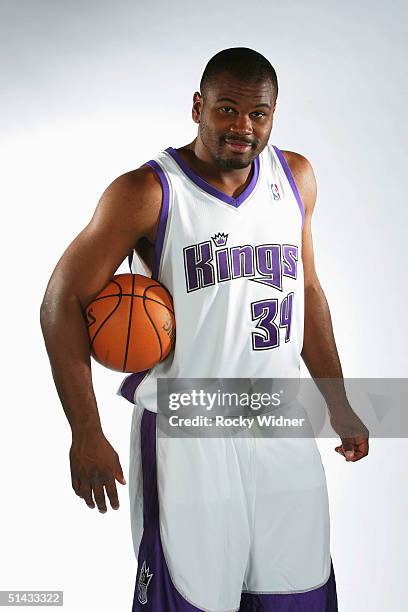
[192,91,202,124]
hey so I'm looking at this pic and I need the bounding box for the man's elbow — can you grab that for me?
[39,282,78,329]
[40,288,60,330]
[304,274,322,295]
[304,277,331,314]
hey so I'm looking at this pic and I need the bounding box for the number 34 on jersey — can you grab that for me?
[183,233,298,351]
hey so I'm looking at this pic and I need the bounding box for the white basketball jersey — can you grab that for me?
[117,143,305,409]
[117,146,333,605]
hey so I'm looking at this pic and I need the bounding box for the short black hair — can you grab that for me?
[200,47,278,100]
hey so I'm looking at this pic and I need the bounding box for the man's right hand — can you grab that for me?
[40,166,162,513]
[69,431,127,513]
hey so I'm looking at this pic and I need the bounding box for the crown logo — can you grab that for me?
[211,232,228,247]
[137,560,154,604]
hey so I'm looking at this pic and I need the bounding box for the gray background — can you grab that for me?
[1,1,407,610]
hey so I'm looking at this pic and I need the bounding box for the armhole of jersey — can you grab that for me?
[145,159,171,281]
[119,157,171,405]
[272,145,305,229]
[127,159,171,275]
[127,250,134,272]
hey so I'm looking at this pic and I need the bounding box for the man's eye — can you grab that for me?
[251,112,266,118]
[220,107,234,113]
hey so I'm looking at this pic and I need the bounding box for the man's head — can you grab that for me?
[193,47,278,170]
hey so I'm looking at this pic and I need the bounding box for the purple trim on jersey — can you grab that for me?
[119,369,149,404]
[145,159,170,280]
[165,146,260,208]
[131,409,338,612]
[273,145,305,228]
[119,159,170,404]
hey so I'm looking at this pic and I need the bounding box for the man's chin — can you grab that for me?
[216,153,254,170]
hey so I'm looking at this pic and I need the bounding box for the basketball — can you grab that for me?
[84,273,176,373]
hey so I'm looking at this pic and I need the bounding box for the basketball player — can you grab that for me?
[40,48,369,611]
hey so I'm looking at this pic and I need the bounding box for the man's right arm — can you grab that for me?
[40,165,162,512]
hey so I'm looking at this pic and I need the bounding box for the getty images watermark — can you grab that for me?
[165,386,305,430]
[156,378,407,438]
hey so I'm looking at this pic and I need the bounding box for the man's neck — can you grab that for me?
[177,140,254,199]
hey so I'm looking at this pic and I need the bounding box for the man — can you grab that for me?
[40,47,368,611]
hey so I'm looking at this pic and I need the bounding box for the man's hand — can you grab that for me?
[69,431,126,512]
[329,404,369,462]
[334,436,369,462]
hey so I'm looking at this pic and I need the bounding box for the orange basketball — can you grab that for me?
[85,273,176,373]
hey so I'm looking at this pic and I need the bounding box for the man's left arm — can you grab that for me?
[283,150,369,462]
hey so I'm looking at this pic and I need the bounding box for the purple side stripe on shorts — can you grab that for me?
[132,409,203,611]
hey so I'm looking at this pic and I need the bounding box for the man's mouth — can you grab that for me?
[223,138,253,152]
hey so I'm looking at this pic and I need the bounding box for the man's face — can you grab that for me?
[193,72,276,170]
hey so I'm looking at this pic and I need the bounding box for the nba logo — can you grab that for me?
[271,183,281,200]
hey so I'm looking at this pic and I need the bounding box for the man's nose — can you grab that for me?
[229,114,253,134]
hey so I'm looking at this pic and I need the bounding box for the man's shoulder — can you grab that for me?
[113,163,162,193]
[279,149,314,177]
[107,163,163,209]
[276,148,317,214]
